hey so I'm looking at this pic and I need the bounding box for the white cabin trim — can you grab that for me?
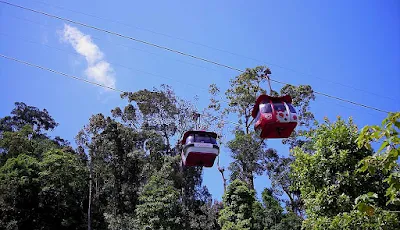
[183,146,219,158]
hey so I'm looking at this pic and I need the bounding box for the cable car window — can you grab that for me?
[273,103,286,112]
[210,137,217,144]
[287,103,296,113]
[260,103,272,113]
[195,134,217,144]
[186,135,194,145]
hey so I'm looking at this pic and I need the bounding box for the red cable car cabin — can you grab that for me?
[181,131,219,167]
[251,95,298,139]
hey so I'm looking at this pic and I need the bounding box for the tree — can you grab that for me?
[262,84,315,216]
[0,154,40,229]
[262,148,304,216]
[227,131,265,189]
[135,157,183,230]
[218,179,261,230]
[0,125,35,165]
[291,117,400,229]
[119,86,220,229]
[212,66,271,190]
[271,212,302,230]
[357,112,400,206]
[76,113,147,230]
[207,67,314,221]
[0,102,57,134]
[208,66,315,196]
[0,102,89,229]
[120,84,198,153]
[38,149,88,229]
[261,188,283,229]
[0,102,66,166]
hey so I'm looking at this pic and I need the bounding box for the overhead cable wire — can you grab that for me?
[4,15,219,89]
[0,53,124,93]
[0,0,243,72]
[0,1,392,114]
[0,32,206,92]
[29,0,397,101]
[0,53,242,127]
[0,31,218,100]
[10,14,218,74]
[268,78,391,114]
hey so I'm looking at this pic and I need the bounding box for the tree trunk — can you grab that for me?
[87,159,92,230]
[248,173,254,191]
[218,166,227,192]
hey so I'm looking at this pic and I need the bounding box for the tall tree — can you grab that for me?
[135,156,183,230]
[218,66,271,190]
[0,103,88,230]
[227,130,265,189]
[119,85,220,230]
[0,154,40,230]
[261,188,284,229]
[207,66,315,197]
[0,125,35,165]
[38,149,88,230]
[120,84,198,153]
[291,117,400,229]
[357,112,400,207]
[0,102,57,134]
[218,179,262,230]
[76,113,147,230]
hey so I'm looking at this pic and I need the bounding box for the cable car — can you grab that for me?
[251,94,298,139]
[181,130,219,167]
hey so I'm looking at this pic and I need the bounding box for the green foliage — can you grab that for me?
[104,213,137,230]
[0,154,40,229]
[136,160,183,230]
[218,179,259,230]
[218,181,300,230]
[0,149,88,230]
[261,188,283,228]
[38,149,88,229]
[225,66,268,122]
[0,102,57,134]
[291,117,399,229]
[216,67,269,189]
[77,86,214,229]
[228,131,265,189]
[271,212,302,230]
[4,84,397,230]
[120,84,199,148]
[301,209,399,230]
[357,112,400,206]
[262,148,303,216]
[0,125,35,164]
[76,113,148,229]
[0,103,88,229]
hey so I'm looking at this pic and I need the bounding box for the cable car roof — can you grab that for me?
[251,94,293,118]
[181,130,218,144]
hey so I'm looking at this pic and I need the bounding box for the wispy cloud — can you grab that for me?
[60,24,116,89]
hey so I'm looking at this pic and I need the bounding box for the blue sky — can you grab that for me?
[1,0,399,201]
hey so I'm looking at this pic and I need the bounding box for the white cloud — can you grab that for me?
[85,61,116,87]
[60,24,116,89]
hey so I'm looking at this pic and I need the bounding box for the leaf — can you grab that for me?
[366,192,378,199]
[377,141,389,154]
[357,161,369,173]
[365,205,375,217]
[357,202,368,212]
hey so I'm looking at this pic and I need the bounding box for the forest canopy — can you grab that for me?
[0,67,399,230]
